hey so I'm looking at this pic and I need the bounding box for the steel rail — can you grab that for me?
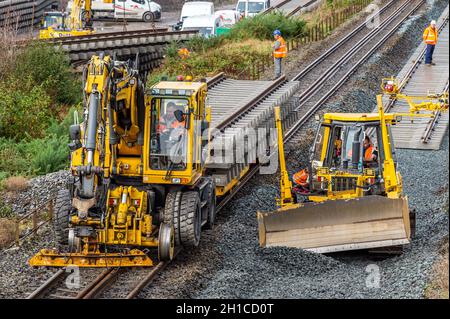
[422,81,449,143]
[292,0,395,81]
[367,11,448,138]
[43,28,169,42]
[287,0,318,17]
[77,268,121,299]
[27,269,66,299]
[292,0,416,108]
[284,0,425,142]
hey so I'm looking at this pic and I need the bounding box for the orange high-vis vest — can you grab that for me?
[364,145,374,161]
[274,36,287,58]
[423,26,438,45]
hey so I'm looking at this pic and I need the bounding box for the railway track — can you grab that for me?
[384,8,449,149]
[265,0,319,17]
[285,0,426,143]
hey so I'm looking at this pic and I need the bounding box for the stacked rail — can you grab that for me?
[49,29,199,72]
[0,0,57,31]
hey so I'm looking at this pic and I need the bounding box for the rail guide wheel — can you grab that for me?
[158,223,175,261]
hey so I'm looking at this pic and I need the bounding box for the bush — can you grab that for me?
[0,138,33,180]
[0,108,75,181]
[26,134,70,175]
[0,217,16,248]
[229,12,306,40]
[0,77,52,140]
[1,176,29,192]
[13,42,81,105]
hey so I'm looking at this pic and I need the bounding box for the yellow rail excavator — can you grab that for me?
[39,0,94,39]
[29,55,218,267]
[258,82,448,253]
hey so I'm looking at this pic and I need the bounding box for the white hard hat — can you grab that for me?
[431,20,436,25]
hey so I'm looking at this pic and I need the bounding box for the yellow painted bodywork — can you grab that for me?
[39,27,93,39]
[143,81,209,187]
[39,0,94,39]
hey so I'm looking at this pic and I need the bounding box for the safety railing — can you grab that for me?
[1,199,54,252]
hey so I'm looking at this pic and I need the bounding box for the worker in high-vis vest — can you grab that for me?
[272,29,287,79]
[423,20,438,66]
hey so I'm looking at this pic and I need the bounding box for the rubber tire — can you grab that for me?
[158,223,175,261]
[179,191,201,247]
[164,191,182,245]
[53,189,72,249]
[204,181,216,230]
[143,12,154,22]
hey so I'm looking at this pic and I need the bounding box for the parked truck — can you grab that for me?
[236,0,270,18]
[67,0,162,22]
[173,1,215,31]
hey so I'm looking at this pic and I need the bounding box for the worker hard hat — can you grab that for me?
[273,30,281,36]
[430,20,436,25]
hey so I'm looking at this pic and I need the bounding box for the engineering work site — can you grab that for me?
[0,0,448,304]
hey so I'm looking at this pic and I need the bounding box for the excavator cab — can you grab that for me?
[144,80,210,185]
[307,117,390,201]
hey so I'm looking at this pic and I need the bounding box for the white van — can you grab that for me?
[181,14,222,38]
[236,0,270,18]
[114,0,162,22]
[214,9,240,27]
[67,0,162,22]
[174,1,215,30]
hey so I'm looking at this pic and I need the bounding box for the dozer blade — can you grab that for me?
[257,195,411,253]
[29,249,154,268]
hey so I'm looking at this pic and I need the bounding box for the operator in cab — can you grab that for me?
[157,102,186,134]
[363,136,378,165]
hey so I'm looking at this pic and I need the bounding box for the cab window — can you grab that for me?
[149,98,189,171]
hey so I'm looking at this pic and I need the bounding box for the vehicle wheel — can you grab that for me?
[179,191,201,247]
[158,223,175,261]
[164,191,182,245]
[204,181,216,230]
[143,12,155,22]
[53,189,72,249]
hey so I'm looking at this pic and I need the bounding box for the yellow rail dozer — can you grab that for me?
[258,91,448,253]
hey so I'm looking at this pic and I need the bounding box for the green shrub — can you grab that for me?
[0,199,13,218]
[229,12,306,40]
[0,138,32,180]
[25,134,69,175]
[13,42,81,105]
[0,77,52,140]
